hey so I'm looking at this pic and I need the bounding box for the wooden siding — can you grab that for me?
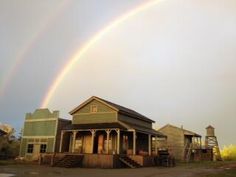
[20,109,61,159]
[118,113,152,129]
[47,138,55,152]
[72,100,117,124]
[25,109,59,120]
[158,125,185,160]
[23,121,57,136]
[20,138,27,156]
[72,113,117,124]
[55,119,71,152]
[82,154,115,168]
[74,100,114,114]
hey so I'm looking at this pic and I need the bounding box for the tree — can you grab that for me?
[0,123,21,159]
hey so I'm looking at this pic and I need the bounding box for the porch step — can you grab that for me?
[119,156,142,168]
[53,155,83,168]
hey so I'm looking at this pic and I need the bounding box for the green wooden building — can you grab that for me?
[20,109,70,160]
[55,96,165,168]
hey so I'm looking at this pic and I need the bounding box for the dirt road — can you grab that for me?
[0,162,234,177]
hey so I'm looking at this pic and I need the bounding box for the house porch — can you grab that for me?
[59,127,162,156]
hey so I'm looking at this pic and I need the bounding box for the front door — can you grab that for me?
[32,144,40,160]
[83,135,92,153]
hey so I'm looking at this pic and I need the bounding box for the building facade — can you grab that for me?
[20,109,70,160]
[158,124,212,161]
[60,96,165,157]
[34,96,167,168]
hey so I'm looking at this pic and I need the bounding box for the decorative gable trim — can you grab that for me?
[69,96,118,115]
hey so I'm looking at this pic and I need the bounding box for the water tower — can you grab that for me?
[205,125,222,161]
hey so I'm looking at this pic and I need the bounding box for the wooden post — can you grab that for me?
[148,134,151,156]
[59,131,64,153]
[133,130,136,155]
[72,131,77,153]
[116,129,120,154]
[106,129,111,154]
[90,130,96,154]
[155,136,158,155]
[200,137,202,148]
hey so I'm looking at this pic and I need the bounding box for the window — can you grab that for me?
[27,144,34,153]
[90,105,98,113]
[40,144,47,153]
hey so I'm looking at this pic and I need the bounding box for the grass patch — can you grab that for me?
[178,161,226,169]
[0,160,17,166]
[204,168,236,177]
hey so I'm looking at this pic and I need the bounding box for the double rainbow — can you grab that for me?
[41,0,164,108]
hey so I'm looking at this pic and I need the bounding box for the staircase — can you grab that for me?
[119,156,142,168]
[185,143,193,162]
[53,155,84,168]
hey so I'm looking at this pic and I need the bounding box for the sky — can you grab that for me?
[0,0,236,147]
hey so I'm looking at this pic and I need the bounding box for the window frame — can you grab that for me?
[40,144,47,153]
[27,144,34,153]
[90,105,98,113]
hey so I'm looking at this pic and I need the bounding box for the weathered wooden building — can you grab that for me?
[59,96,166,167]
[20,109,70,160]
[40,96,166,168]
[158,124,213,162]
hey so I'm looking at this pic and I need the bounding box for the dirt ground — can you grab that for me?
[0,161,235,177]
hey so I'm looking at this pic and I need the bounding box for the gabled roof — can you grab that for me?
[159,124,201,137]
[69,96,155,123]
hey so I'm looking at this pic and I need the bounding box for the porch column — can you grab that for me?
[90,130,96,154]
[106,129,111,154]
[133,130,136,155]
[155,136,158,155]
[59,131,65,153]
[200,137,202,148]
[72,131,77,153]
[148,134,151,156]
[116,129,120,154]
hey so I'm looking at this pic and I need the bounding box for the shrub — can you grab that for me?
[0,136,20,159]
[221,144,236,161]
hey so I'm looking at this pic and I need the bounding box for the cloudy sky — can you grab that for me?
[0,0,236,147]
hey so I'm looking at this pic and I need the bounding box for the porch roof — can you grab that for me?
[63,121,166,138]
[121,122,166,138]
[63,122,128,131]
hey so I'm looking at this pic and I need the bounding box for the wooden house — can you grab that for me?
[40,96,166,168]
[158,124,212,162]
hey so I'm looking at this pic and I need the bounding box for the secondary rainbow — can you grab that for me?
[0,0,71,98]
[41,0,164,108]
